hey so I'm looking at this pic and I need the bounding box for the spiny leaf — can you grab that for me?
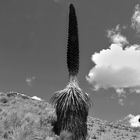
[50,80,90,140]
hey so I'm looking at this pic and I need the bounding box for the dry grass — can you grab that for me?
[0,92,139,140]
[0,92,56,140]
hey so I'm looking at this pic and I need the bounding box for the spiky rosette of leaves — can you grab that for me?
[51,79,90,140]
[67,3,79,77]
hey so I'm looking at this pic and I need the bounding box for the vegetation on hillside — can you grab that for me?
[0,92,139,140]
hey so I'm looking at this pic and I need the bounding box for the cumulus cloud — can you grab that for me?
[128,114,140,127]
[86,41,140,93]
[86,4,140,105]
[131,4,140,33]
[107,25,128,45]
[25,76,36,86]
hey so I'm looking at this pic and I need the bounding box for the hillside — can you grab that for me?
[0,92,139,140]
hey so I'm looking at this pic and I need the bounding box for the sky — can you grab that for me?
[0,0,140,122]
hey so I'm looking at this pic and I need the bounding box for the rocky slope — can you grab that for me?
[0,92,139,140]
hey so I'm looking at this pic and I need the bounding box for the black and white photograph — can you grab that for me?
[0,0,140,140]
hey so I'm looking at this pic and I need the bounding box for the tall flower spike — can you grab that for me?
[67,4,79,78]
[50,3,90,140]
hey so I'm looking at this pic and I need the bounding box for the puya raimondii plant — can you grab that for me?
[51,3,91,140]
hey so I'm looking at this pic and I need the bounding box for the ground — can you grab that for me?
[0,92,139,140]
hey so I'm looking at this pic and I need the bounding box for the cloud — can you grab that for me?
[118,98,124,106]
[86,4,140,106]
[86,41,140,92]
[107,25,128,45]
[130,87,140,94]
[116,88,126,106]
[131,4,140,33]
[116,88,126,96]
[25,76,36,86]
[128,114,140,127]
